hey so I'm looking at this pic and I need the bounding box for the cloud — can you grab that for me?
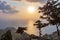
[13,0,21,1]
[0,1,17,13]
[13,0,47,3]
[26,0,47,3]
[14,0,21,1]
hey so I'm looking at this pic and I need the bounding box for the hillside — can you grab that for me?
[0,27,21,40]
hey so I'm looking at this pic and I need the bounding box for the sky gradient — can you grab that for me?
[0,0,60,36]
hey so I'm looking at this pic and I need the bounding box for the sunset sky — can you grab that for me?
[0,0,60,36]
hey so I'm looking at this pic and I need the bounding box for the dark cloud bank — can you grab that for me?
[0,1,17,13]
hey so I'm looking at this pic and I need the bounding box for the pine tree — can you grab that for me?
[39,0,60,40]
[16,27,26,34]
[1,30,12,40]
[34,20,48,38]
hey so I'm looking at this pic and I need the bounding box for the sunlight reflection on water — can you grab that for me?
[25,20,39,36]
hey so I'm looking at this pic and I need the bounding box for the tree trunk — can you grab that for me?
[38,28,42,40]
[39,28,41,37]
[56,25,60,40]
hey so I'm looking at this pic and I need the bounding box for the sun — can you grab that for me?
[27,6,35,13]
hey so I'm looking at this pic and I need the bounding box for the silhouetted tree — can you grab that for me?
[16,27,27,34]
[1,30,12,40]
[39,0,60,40]
[16,27,31,40]
[34,20,48,37]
